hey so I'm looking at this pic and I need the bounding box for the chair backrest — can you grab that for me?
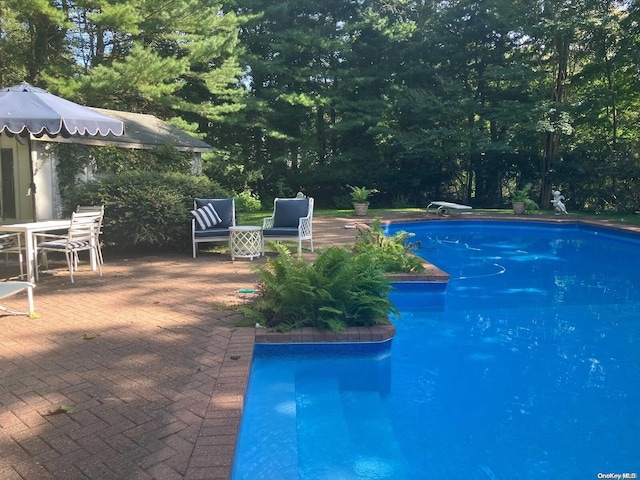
[76,205,105,230]
[0,232,22,251]
[67,211,103,245]
[193,198,236,229]
[272,197,313,228]
[77,205,105,214]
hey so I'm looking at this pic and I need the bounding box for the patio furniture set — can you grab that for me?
[0,205,104,315]
[2,197,315,316]
[191,196,315,259]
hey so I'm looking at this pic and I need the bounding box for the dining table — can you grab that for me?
[0,219,73,283]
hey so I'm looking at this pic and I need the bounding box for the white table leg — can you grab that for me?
[25,230,36,284]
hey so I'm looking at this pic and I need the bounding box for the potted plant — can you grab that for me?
[348,185,378,216]
[510,183,539,214]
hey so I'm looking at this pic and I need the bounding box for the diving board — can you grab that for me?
[0,282,35,316]
[426,201,473,216]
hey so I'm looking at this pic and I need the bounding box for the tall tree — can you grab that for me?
[0,0,74,85]
[0,0,29,86]
[1,0,249,148]
[522,0,592,204]
[235,0,368,202]
[376,0,539,206]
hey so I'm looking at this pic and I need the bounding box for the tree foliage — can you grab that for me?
[3,0,640,213]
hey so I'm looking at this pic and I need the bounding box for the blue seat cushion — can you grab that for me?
[272,198,309,228]
[194,228,231,239]
[263,227,299,237]
[194,198,234,229]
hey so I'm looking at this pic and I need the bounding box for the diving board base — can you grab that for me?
[426,201,473,216]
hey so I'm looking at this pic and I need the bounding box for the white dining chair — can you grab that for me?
[0,232,25,279]
[35,211,103,283]
[76,205,105,264]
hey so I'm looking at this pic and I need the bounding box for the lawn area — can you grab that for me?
[238,207,428,225]
[238,207,640,226]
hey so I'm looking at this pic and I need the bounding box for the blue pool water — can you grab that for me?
[232,221,640,479]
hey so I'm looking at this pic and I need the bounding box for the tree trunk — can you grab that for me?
[540,2,570,208]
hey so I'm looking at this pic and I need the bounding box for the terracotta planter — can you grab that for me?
[512,201,525,214]
[353,202,369,216]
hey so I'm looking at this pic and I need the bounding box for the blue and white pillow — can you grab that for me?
[191,203,222,229]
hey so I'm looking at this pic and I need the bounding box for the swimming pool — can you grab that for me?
[232,221,640,479]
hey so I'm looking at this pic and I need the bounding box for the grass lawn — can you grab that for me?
[238,207,640,226]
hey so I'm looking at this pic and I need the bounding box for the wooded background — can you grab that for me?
[2,0,639,212]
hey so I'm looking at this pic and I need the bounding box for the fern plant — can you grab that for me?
[347,185,378,203]
[352,217,426,273]
[510,183,539,212]
[243,244,396,332]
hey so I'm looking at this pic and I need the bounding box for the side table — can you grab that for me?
[229,226,263,261]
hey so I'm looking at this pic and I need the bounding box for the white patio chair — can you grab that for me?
[0,232,25,279]
[262,197,314,255]
[35,211,103,283]
[76,205,105,264]
[191,198,236,258]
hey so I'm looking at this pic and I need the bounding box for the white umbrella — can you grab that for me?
[0,81,124,137]
[0,82,124,220]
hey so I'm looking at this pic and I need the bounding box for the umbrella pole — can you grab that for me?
[27,136,37,221]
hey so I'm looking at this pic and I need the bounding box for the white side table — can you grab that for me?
[229,226,263,261]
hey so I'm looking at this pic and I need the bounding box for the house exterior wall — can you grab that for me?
[33,142,61,221]
[0,134,35,222]
[1,134,204,223]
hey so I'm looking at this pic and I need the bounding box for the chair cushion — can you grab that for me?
[0,237,19,250]
[191,203,222,230]
[263,227,299,237]
[194,199,234,229]
[38,240,90,250]
[194,228,231,239]
[273,198,309,228]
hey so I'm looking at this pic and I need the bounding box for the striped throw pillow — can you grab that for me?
[191,203,222,230]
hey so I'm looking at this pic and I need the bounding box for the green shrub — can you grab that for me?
[391,194,413,208]
[243,244,396,332]
[352,218,426,273]
[234,189,262,213]
[66,172,230,251]
[332,194,352,209]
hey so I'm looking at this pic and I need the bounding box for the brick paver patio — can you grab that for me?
[0,215,373,480]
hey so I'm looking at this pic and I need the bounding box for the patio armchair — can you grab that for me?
[0,232,25,279]
[262,197,314,255]
[35,210,103,283]
[191,198,236,258]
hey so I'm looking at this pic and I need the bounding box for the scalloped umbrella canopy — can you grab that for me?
[0,82,124,221]
[0,82,124,137]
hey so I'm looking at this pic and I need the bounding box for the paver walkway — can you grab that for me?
[0,214,379,480]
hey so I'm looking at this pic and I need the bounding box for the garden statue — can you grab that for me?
[551,190,568,214]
